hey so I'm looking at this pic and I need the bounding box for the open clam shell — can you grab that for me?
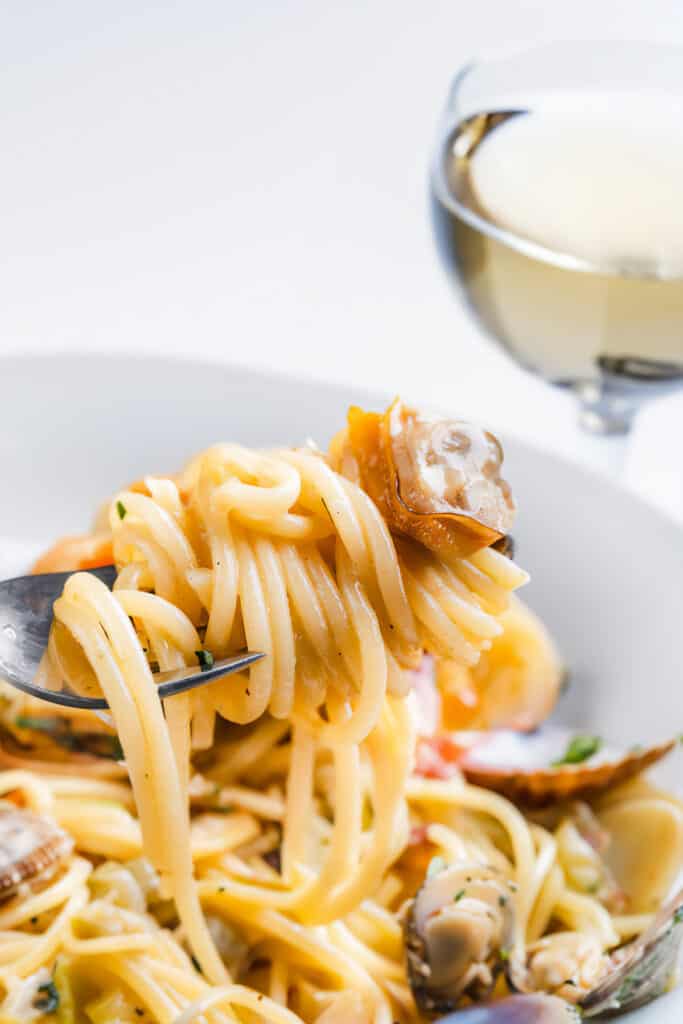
[580,888,683,1017]
[346,400,515,559]
[0,802,73,900]
[405,861,515,1016]
[504,889,683,1018]
[435,994,581,1022]
[451,727,675,806]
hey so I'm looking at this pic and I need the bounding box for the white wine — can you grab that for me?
[432,107,683,388]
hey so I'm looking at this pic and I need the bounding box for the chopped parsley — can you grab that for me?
[499,947,510,962]
[116,500,127,520]
[552,734,602,766]
[498,895,507,907]
[426,856,447,878]
[34,980,59,1013]
[674,907,683,925]
[195,649,215,670]
[454,889,466,902]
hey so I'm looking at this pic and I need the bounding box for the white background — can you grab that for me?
[1,1,682,514]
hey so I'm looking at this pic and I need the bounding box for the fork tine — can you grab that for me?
[0,565,264,712]
[0,653,265,711]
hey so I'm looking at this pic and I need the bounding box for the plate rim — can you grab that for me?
[3,348,682,538]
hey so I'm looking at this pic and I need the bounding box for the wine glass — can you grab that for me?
[430,41,683,438]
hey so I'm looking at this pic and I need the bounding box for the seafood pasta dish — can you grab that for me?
[0,400,680,1024]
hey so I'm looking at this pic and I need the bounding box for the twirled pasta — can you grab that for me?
[0,408,676,1024]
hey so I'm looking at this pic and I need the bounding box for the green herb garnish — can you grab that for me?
[498,895,508,907]
[454,889,465,902]
[499,947,510,962]
[674,907,683,925]
[195,649,215,670]
[552,734,602,766]
[34,980,59,1013]
[116,500,127,520]
[427,856,447,878]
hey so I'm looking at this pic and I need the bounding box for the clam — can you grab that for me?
[580,887,683,1017]
[345,400,515,559]
[446,727,675,806]
[435,994,580,1022]
[506,931,613,1004]
[506,890,683,1018]
[0,802,73,900]
[408,858,683,1020]
[404,860,515,1015]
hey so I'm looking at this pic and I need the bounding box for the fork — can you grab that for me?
[0,566,263,710]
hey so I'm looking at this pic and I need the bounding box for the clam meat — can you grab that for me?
[506,891,683,1018]
[405,861,515,1016]
[345,400,515,559]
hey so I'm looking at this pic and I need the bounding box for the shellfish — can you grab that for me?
[435,994,580,1022]
[345,400,515,559]
[405,861,515,1015]
[506,889,683,1018]
[445,726,675,806]
[0,802,73,901]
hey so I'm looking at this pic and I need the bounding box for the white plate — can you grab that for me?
[1,353,682,1022]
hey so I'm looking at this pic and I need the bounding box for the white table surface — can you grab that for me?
[1,0,682,520]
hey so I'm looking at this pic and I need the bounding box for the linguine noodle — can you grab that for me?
[0,411,679,1023]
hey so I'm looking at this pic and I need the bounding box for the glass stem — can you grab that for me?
[573,381,634,478]
[574,380,638,436]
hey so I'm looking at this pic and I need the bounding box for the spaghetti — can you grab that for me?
[0,401,678,1024]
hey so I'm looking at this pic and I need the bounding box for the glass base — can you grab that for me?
[574,381,638,435]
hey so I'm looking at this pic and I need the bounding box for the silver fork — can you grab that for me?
[0,566,263,710]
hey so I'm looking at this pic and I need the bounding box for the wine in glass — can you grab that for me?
[431,41,683,435]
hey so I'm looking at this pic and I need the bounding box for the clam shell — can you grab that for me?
[453,728,675,806]
[346,400,513,559]
[435,994,581,1022]
[581,888,683,1018]
[0,803,73,900]
[405,862,515,1016]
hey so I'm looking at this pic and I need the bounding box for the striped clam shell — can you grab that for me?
[0,803,73,900]
[452,728,675,807]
